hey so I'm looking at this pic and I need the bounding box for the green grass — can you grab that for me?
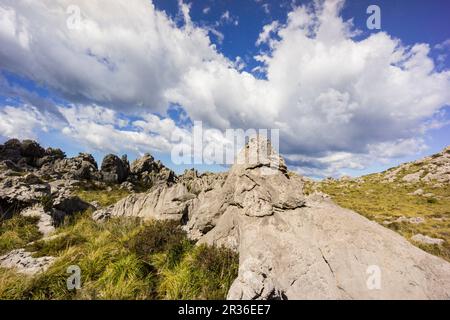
[155,244,239,299]
[316,175,450,261]
[0,215,42,255]
[0,211,239,300]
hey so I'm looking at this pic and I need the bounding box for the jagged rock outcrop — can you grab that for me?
[1,139,176,188]
[178,169,227,195]
[35,147,66,168]
[182,138,305,240]
[0,249,54,275]
[0,171,91,225]
[381,146,450,184]
[43,152,100,181]
[0,139,23,163]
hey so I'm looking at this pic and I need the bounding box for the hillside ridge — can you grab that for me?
[1,138,450,299]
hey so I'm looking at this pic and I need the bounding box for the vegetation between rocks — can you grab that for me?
[0,212,239,300]
[308,174,450,261]
[0,215,42,255]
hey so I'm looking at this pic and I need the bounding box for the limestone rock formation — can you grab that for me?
[0,174,51,217]
[205,196,450,299]
[0,249,54,275]
[2,137,450,299]
[93,183,194,222]
[20,205,55,237]
[45,153,100,181]
[380,146,450,184]
[0,139,176,189]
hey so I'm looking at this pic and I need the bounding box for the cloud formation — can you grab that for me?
[0,0,449,177]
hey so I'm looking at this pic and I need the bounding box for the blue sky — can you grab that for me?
[0,0,449,178]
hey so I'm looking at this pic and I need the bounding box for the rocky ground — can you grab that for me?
[1,138,450,299]
[308,146,450,262]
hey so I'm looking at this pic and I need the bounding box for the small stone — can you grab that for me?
[411,234,445,246]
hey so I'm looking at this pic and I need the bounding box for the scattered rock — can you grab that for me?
[409,189,424,196]
[380,146,450,184]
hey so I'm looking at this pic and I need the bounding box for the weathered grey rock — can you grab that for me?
[100,154,129,183]
[409,188,424,196]
[199,195,450,300]
[39,152,99,180]
[196,137,450,300]
[183,137,305,239]
[411,234,445,246]
[35,147,66,168]
[0,159,22,172]
[119,181,135,192]
[384,216,426,225]
[179,169,227,195]
[130,153,156,174]
[20,204,55,237]
[0,139,47,168]
[130,153,177,187]
[52,190,93,217]
[20,140,45,159]
[0,174,51,215]
[0,249,54,275]
[93,183,193,222]
[402,171,423,183]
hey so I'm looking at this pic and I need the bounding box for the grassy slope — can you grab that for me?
[306,158,450,261]
[74,185,131,207]
[0,183,238,300]
[0,212,238,300]
[0,215,42,255]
